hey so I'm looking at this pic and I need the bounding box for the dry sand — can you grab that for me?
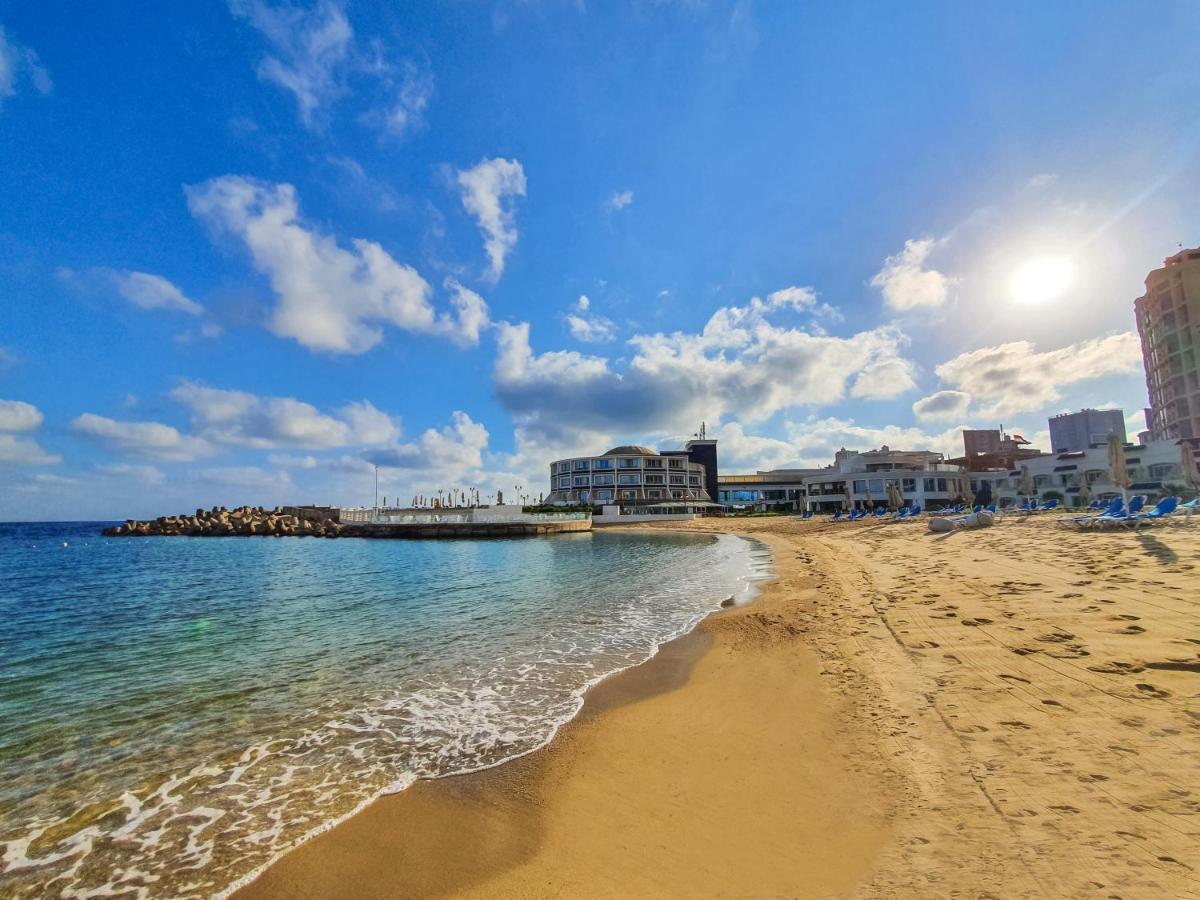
[236,514,1200,899]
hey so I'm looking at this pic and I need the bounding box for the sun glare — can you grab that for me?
[1009,256,1074,304]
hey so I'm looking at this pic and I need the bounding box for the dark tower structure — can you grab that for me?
[684,422,718,506]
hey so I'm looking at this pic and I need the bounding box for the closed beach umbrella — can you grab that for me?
[1108,432,1130,507]
[1180,441,1200,498]
[887,480,902,510]
[962,475,975,508]
[1019,465,1033,500]
[842,483,852,512]
[1076,471,1092,506]
[863,487,873,512]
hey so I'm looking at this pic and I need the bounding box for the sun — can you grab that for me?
[1009,256,1074,304]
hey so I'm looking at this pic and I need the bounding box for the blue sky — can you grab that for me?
[2,0,1198,519]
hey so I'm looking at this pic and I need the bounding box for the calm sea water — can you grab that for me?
[0,522,768,899]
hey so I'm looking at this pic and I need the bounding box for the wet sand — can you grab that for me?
[236,514,1200,899]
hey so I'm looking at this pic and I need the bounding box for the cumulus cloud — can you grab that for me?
[607,189,634,211]
[229,0,352,126]
[456,157,526,281]
[0,25,52,106]
[849,358,918,400]
[911,389,972,421]
[365,410,488,472]
[871,239,953,311]
[110,270,203,315]
[186,175,487,353]
[0,399,43,433]
[170,382,399,449]
[710,422,803,472]
[933,333,1143,418]
[0,435,60,466]
[493,289,917,444]
[71,413,214,461]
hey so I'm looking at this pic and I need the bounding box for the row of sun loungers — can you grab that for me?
[1066,495,1182,529]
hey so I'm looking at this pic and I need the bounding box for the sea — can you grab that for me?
[0,522,770,899]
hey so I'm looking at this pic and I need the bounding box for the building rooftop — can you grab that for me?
[601,445,658,456]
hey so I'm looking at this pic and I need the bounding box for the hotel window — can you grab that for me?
[593,459,613,470]
[618,458,640,468]
[596,490,612,502]
[672,490,684,499]
[644,458,664,469]
[644,474,665,485]
[923,478,936,492]
[573,460,589,471]
[573,476,589,487]
[868,478,883,494]
[668,458,684,469]
[937,478,947,492]
[669,475,686,485]
[558,477,571,489]
[902,478,915,492]
[617,474,640,485]
[688,476,700,485]
[1149,463,1176,479]
[593,474,614,486]
[648,489,662,498]
[620,490,636,500]
[852,480,865,492]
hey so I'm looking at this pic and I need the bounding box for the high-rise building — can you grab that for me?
[1048,408,1126,453]
[1135,246,1200,441]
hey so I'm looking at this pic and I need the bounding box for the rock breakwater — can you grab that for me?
[102,506,345,538]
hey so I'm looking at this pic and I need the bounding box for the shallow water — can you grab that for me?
[0,523,768,898]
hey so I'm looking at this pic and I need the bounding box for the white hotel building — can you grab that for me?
[547,445,713,506]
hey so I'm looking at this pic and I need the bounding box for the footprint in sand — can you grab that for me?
[1134,683,1171,699]
[1037,631,1076,643]
[999,673,1031,684]
[1110,614,1140,621]
[1088,661,1145,675]
[1113,624,1146,635]
[999,720,1032,729]
[1049,805,1080,814]
[961,618,993,627]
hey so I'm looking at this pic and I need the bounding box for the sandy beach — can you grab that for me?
[236,515,1200,899]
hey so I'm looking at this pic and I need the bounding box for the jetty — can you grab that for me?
[101,505,592,540]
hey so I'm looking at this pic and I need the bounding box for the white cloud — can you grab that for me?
[0,435,60,466]
[912,389,972,421]
[170,382,399,449]
[576,294,590,311]
[493,289,917,444]
[94,463,166,485]
[195,466,293,489]
[933,333,1143,418]
[104,269,203,315]
[456,157,526,281]
[229,0,352,126]
[0,25,52,106]
[566,312,617,343]
[849,358,917,400]
[70,413,213,461]
[366,58,433,139]
[711,422,803,472]
[187,175,487,353]
[871,239,953,311]
[365,411,488,473]
[1028,173,1059,189]
[0,399,43,433]
[608,189,634,211]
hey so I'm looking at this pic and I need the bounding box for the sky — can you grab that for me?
[2,0,1199,520]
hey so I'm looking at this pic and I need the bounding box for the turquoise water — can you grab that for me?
[0,523,768,898]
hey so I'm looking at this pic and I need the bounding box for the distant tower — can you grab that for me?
[684,424,718,506]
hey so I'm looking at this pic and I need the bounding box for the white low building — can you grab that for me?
[970,439,1197,508]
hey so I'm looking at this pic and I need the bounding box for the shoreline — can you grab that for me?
[221,531,773,900]
[236,516,1200,898]
[234,527,898,899]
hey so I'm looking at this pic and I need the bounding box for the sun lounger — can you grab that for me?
[1131,496,1178,526]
